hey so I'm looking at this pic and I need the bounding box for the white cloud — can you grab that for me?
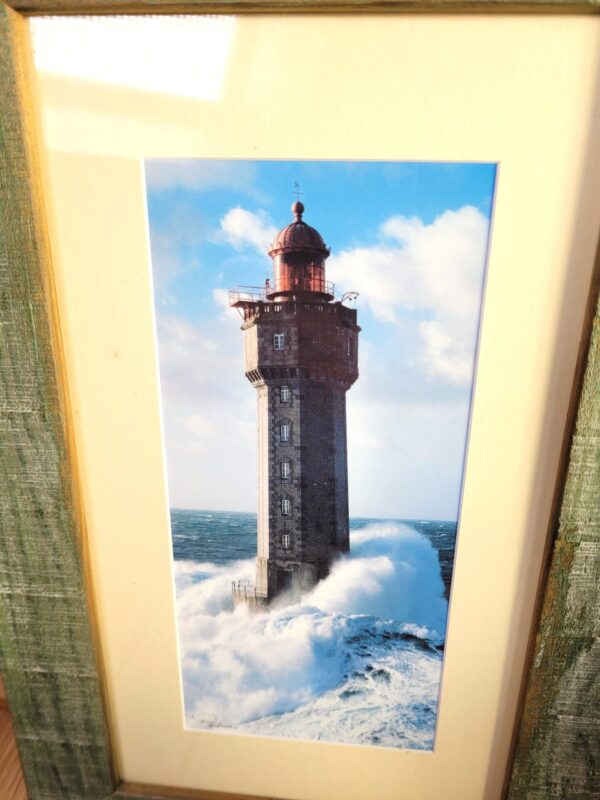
[328,206,489,386]
[155,305,472,518]
[184,413,217,441]
[157,311,243,408]
[346,390,470,520]
[212,287,232,315]
[218,207,277,254]
[155,308,257,510]
[418,320,473,386]
[149,231,190,296]
[152,204,489,518]
[147,200,209,297]
[146,159,260,194]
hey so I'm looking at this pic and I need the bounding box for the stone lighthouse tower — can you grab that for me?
[230,201,360,604]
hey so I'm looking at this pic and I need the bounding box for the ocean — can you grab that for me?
[171,509,456,750]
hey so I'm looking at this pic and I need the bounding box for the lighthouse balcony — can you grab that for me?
[230,281,335,308]
[232,580,268,609]
[229,285,268,305]
[266,279,334,302]
[231,293,360,329]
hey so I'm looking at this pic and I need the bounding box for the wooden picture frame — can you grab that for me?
[0,4,598,800]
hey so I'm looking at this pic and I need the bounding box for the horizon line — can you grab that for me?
[169,506,457,525]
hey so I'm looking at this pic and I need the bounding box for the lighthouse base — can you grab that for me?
[256,556,330,603]
[231,558,332,609]
[231,581,268,609]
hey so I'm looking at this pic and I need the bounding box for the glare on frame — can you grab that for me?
[30,15,236,102]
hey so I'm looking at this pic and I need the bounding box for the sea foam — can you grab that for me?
[174,522,448,748]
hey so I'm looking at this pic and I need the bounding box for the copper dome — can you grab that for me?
[268,202,330,258]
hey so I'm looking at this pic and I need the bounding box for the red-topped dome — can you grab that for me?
[266,201,333,300]
[268,202,330,258]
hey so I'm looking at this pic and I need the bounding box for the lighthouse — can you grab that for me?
[230,201,360,604]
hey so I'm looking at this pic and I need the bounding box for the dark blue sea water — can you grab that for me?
[171,508,456,597]
[171,508,457,749]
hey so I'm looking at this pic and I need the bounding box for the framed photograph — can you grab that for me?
[145,157,496,749]
[1,6,598,800]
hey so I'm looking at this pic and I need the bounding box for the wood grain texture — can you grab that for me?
[0,5,115,798]
[0,705,29,800]
[508,281,600,798]
[4,0,600,17]
[116,781,283,800]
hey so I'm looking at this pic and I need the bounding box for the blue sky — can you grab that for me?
[145,160,496,519]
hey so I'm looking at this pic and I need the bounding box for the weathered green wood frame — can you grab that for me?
[0,3,598,799]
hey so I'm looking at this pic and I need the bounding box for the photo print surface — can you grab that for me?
[145,160,496,750]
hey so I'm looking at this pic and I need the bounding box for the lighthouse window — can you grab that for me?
[281,498,291,516]
[281,461,291,479]
[280,385,290,402]
[273,332,285,350]
[280,423,290,442]
[281,533,291,549]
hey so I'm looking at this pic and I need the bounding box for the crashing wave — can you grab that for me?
[173,522,448,749]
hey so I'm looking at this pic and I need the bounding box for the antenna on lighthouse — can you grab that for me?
[293,181,303,201]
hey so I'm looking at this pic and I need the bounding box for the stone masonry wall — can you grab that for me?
[242,300,359,598]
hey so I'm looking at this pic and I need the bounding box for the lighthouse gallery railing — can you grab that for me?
[229,281,335,306]
[231,581,268,603]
